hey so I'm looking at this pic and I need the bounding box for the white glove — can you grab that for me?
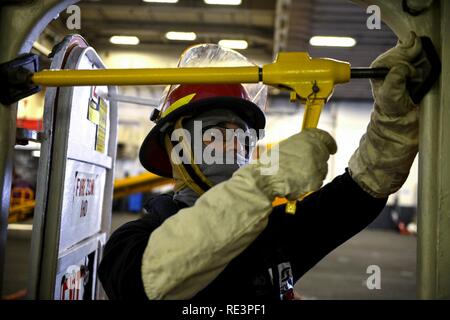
[349,31,422,198]
[141,128,336,299]
[259,128,337,200]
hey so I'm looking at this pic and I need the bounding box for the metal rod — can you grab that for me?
[103,93,158,107]
[31,66,388,88]
[32,66,260,86]
[350,67,389,79]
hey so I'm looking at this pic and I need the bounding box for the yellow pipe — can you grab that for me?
[302,99,326,129]
[113,172,174,199]
[113,172,166,189]
[9,200,35,214]
[30,53,351,92]
[32,66,260,87]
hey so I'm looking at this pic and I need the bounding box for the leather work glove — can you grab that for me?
[349,31,422,198]
[258,128,337,200]
[141,128,336,299]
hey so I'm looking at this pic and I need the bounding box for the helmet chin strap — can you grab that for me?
[165,115,247,201]
[172,161,240,207]
[164,117,215,197]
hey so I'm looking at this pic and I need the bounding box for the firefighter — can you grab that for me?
[98,32,421,300]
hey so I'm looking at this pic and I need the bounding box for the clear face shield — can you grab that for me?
[163,44,267,167]
[140,43,268,188]
[158,43,268,125]
[181,105,261,169]
[201,121,259,165]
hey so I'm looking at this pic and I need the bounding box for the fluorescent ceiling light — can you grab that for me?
[205,0,241,4]
[143,0,178,3]
[110,36,140,45]
[309,36,356,47]
[218,39,248,49]
[165,31,197,41]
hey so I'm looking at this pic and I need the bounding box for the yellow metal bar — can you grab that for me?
[302,99,326,129]
[8,200,35,223]
[113,172,174,199]
[114,172,167,189]
[284,94,327,214]
[30,52,351,92]
[9,200,35,214]
[32,66,260,86]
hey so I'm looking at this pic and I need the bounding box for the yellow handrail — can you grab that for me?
[113,173,174,199]
[32,66,259,87]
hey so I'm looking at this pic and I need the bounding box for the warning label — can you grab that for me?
[88,100,99,125]
[73,171,98,218]
[60,161,105,252]
[87,86,108,153]
[96,98,107,153]
[59,251,95,300]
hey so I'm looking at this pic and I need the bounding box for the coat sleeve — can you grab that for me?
[271,168,388,281]
[140,164,274,300]
[97,214,161,300]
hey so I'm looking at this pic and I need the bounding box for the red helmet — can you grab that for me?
[139,83,266,177]
[139,43,267,178]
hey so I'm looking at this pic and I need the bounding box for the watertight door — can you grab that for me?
[28,35,118,300]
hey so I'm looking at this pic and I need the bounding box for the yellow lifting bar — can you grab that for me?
[31,52,350,88]
[32,66,261,86]
[31,51,350,131]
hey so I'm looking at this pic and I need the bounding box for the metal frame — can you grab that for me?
[352,0,449,299]
[27,34,86,299]
[27,33,118,299]
[0,0,79,297]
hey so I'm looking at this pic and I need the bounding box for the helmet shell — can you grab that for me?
[139,44,267,177]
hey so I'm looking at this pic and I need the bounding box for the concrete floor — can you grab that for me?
[2,212,416,299]
[295,229,416,300]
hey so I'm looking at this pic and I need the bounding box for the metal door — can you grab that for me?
[28,35,117,300]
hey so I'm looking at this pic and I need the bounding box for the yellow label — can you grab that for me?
[95,98,107,153]
[88,100,100,125]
